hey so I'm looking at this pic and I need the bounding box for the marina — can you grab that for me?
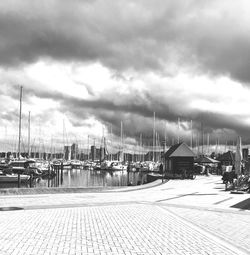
[0,158,154,189]
[1,2,250,255]
[0,167,148,189]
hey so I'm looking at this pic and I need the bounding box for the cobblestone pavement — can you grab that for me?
[0,204,245,255]
[0,175,250,254]
[165,206,250,254]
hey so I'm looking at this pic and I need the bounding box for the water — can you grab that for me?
[0,169,148,189]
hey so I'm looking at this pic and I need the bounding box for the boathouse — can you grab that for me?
[163,142,196,177]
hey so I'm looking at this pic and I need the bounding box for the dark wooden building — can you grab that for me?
[163,142,196,177]
[217,151,235,166]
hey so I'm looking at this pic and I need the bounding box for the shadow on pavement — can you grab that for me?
[0,207,24,211]
[231,198,250,210]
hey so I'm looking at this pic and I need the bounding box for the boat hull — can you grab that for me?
[0,174,30,183]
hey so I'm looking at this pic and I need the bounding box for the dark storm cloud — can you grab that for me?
[58,95,250,143]
[1,82,250,144]
[1,0,250,84]
[12,84,248,143]
[1,0,250,144]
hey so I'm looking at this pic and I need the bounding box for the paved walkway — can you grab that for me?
[0,175,250,254]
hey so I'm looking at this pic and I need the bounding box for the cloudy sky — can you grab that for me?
[1,0,250,152]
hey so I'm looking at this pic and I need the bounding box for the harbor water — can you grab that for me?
[0,168,148,189]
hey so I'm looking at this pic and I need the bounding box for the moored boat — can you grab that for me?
[146,172,162,183]
[100,160,112,170]
[0,171,30,183]
[70,160,82,169]
[0,158,9,170]
[8,159,42,176]
[109,161,126,171]
[92,162,101,170]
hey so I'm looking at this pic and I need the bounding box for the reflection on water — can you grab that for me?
[0,169,148,189]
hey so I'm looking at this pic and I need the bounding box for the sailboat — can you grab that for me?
[0,86,31,183]
[100,123,126,171]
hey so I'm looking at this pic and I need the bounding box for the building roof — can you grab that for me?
[217,151,235,162]
[195,156,219,164]
[164,142,196,158]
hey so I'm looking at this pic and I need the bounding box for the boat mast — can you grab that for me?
[156,131,159,162]
[201,121,204,155]
[215,137,218,155]
[164,122,167,153]
[87,135,89,161]
[207,133,210,155]
[140,133,142,161]
[101,125,105,162]
[110,125,113,161]
[178,117,180,143]
[217,137,220,154]
[50,136,53,160]
[18,86,23,159]
[120,121,123,162]
[153,112,155,162]
[196,132,199,156]
[190,120,193,149]
[28,111,31,158]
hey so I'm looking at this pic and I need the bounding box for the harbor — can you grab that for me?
[0,167,148,189]
[1,1,250,254]
[1,86,249,192]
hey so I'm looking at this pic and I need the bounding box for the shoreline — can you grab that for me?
[0,179,163,196]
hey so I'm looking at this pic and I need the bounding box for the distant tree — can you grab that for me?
[210,152,215,159]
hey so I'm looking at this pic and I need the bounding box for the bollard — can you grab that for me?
[57,168,59,186]
[60,163,63,184]
[127,168,130,186]
[48,164,51,188]
[30,173,33,188]
[17,173,21,188]
[55,168,57,187]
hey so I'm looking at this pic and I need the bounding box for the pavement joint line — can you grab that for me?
[153,202,250,215]
[155,192,198,202]
[0,195,50,199]
[105,181,164,193]
[190,193,218,195]
[15,201,142,211]
[158,205,250,255]
[214,197,233,205]
[160,187,174,190]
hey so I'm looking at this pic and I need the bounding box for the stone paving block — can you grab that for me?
[165,206,250,254]
[0,204,242,255]
[0,176,249,255]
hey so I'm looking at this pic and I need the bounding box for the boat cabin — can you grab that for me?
[9,159,37,174]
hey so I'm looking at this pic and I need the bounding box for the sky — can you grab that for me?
[1,0,250,153]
